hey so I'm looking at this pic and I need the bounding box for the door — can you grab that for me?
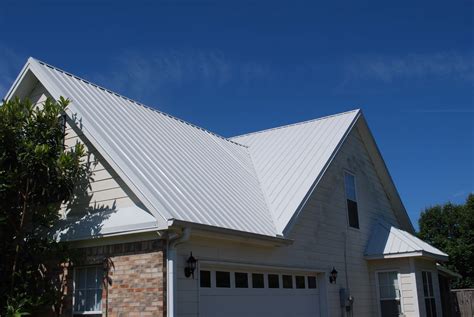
[199,267,321,317]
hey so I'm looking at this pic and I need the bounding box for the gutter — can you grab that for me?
[166,228,191,317]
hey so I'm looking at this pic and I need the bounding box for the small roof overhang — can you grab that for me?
[54,206,164,242]
[365,221,448,262]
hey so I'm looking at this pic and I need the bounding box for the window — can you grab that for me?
[73,266,102,315]
[422,271,437,317]
[307,276,317,289]
[344,172,359,228]
[198,270,319,292]
[252,273,264,288]
[268,274,279,288]
[216,271,230,288]
[295,276,306,289]
[377,271,401,317]
[282,275,293,289]
[235,272,248,288]
[200,270,211,288]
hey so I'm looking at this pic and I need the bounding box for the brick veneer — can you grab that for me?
[60,239,166,317]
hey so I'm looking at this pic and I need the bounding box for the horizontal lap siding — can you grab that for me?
[415,259,443,317]
[63,120,136,215]
[367,258,417,316]
[27,83,137,217]
[176,125,403,317]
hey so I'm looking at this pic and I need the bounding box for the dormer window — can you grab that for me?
[344,171,359,229]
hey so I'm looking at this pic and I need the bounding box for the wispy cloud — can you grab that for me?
[343,52,474,84]
[406,108,474,113]
[93,49,275,98]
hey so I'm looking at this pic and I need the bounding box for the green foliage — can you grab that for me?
[0,97,91,315]
[418,194,474,288]
[5,297,32,317]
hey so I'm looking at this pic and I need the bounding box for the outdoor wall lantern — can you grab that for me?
[184,252,197,278]
[329,267,338,284]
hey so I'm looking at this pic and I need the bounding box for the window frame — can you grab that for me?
[343,170,360,229]
[72,265,103,315]
[422,271,438,317]
[375,269,403,317]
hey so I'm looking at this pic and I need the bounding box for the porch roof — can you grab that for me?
[365,221,448,261]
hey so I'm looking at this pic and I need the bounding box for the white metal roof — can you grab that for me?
[18,58,276,236]
[365,221,448,261]
[5,57,415,239]
[231,110,360,233]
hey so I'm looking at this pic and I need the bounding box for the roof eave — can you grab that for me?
[365,250,448,262]
[437,263,462,279]
[169,219,293,247]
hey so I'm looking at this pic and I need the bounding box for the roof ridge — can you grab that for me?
[231,109,361,140]
[29,57,248,148]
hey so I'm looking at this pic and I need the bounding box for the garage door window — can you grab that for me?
[252,273,264,288]
[199,269,319,292]
[216,271,231,288]
[268,274,279,288]
[295,276,306,289]
[307,276,317,289]
[235,272,248,288]
[200,270,211,288]
[282,275,293,288]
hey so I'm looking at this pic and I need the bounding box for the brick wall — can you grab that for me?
[60,239,166,317]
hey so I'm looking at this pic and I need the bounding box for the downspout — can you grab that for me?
[167,228,191,317]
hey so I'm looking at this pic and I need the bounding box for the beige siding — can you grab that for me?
[63,120,138,215]
[27,83,138,217]
[176,124,405,317]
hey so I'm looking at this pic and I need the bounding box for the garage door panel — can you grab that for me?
[201,295,319,317]
[199,268,321,317]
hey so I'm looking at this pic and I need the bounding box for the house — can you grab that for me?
[4,57,454,317]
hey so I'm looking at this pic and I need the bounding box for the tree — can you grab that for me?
[0,97,91,315]
[418,194,474,288]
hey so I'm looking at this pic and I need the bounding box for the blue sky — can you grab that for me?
[1,0,472,229]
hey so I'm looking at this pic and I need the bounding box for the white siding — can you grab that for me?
[367,258,418,316]
[176,124,404,317]
[414,259,443,317]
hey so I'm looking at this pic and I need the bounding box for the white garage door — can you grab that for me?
[199,267,321,317]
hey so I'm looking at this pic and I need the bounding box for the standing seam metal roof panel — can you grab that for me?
[28,58,277,236]
[231,110,360,233]
[365,221,448,259]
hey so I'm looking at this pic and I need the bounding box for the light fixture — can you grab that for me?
[329,267,338,284]
[184,252,197,278]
